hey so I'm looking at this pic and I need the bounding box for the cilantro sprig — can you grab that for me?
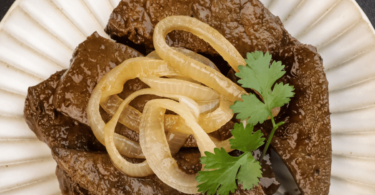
[231,51,294,126]
[232,51,294,161]
[196,51,295,195]
[196,124,264,195]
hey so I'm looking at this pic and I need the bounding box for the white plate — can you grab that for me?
[0,0,374,194]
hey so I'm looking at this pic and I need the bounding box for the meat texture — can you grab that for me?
[56,165,89,195]
[53,32,143,126]
[261,45,331,195]
[106,0,332,194]
[24,70,105,152]
[105,0,297,57]
[52,148,265,195]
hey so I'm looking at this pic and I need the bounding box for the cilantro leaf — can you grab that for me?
[236,51,285,95]
[230,94,269,125]
[231,51,294,125]
[266,82,295,109]
[197,148,241,195]
[237,155,262,190]
[230,123,265,152]
[196,148,262,195]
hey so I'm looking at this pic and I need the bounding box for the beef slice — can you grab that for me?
[24,70,105,152]
[53,32,143,126]
[56,165,89,195]
[258,45,331,195]
[226,44,332,194]
[105,0,297,57]
[53,148,266,195]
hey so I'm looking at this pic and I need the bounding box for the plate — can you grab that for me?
[0,0,374,194]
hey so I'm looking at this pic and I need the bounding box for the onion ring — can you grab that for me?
[153,16,247,101]
[88,16,283,192]
[101,95,142,132]
[140,77,219,101]
[139,99,216,194]
[198,95,233,133]
[101,93,229,134]
[87,58,177,158]
[147,47,220,71]
[103,88,201,176]
[167,132,190,155]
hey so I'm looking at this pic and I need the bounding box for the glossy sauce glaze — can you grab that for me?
[24,33,277,194]
[24,0,332,193]
[53,32,143,126]
[56,165,88,195]
[106,0,331,194]
[24,70,105,152]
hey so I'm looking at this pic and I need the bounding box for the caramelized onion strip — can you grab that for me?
[153,16,247,101]
[147,47,220,71]
[170,96,233,134]
[198,95,233,133]
[139,99,216,194]
[101,94,222,133]
[166,76,200,84]
[197,99,220,113]
[140,77,219,101]
[105,117,153,177]
[103,88,206,177]
[103,88,201,177]
[167,132,190,155]
[101,95,142,132]
[87,58,177,159]
[101,95,184,132]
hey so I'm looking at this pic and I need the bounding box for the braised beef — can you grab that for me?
[105,0,297,57]
[118,78,150,99]
[52,148,183,195]
[56,165,89,195]
[106,1,332,194]
[258,45,331,195]
[53,32,144,126]
[24,70,105,152]
[183,135,198,148]
[208,120,235,141]
[226,44,331,195]
[53,148,265,195]
[174,148,202,174]
[115,123,140,142]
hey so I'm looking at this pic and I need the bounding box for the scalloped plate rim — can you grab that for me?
[0,0,375,195]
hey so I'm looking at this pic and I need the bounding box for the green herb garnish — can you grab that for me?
[196,124,264,195]
[196,51,295,195]
[231,51,294,125]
